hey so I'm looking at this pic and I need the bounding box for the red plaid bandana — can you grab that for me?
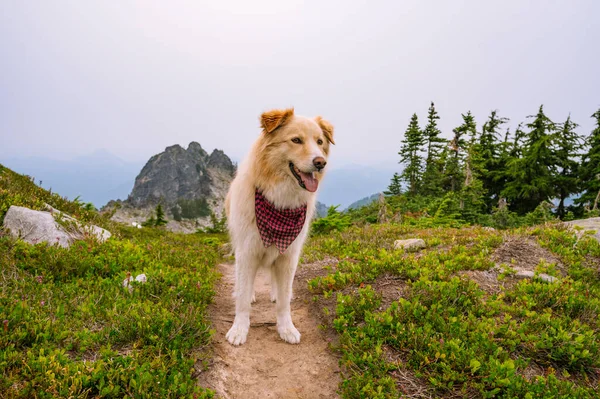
[255,189,307,254]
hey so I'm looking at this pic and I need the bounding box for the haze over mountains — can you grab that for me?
[0,148,397,210]
[1,150,143,208]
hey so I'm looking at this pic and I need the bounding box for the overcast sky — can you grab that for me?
[1,1,599,168]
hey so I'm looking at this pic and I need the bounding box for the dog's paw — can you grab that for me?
[277,323,301,344]
[226,324,249,346]
[270,293,277,303]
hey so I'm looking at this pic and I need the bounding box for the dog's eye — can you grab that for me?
[291,138,302,144]
[317,139,323,145]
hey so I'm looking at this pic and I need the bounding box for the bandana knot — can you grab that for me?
[255,189,307,254]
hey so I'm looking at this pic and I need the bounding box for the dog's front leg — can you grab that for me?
[273,254,300,344]
[226,255,259,346]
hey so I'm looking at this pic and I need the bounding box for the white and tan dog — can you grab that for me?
[224,107,334,345]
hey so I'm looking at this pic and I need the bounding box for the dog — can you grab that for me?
[224,107,334,346]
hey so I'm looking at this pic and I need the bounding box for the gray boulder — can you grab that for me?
[566,217,600,242]
[3,205,111,248]
[394,238,426,251]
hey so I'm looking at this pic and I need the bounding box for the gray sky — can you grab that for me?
[1,1,599,168]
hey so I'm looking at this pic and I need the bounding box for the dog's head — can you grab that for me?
[256,108,334,193]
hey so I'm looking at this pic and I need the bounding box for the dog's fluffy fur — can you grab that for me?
[224,108,334,345]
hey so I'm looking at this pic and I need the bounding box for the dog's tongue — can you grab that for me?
[299,171,318,192]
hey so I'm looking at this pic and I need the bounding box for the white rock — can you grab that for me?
[566,217,600,243]
[514,270,535,279]
[394,238,426,251]
[44,203,111,242]
[514,270,558,283]
[3,205,111,248]
[123,274,147,293]
[537,274,558,283]
[122,278,133,293]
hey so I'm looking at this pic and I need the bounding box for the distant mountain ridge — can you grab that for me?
[346,193,381,210]
[1,150,399,225]
[0,150,143,208]
[317,163,399,209]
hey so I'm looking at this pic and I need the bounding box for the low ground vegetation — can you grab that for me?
[4,161,600,398]
[303,223,600,398]
[1,165,223,398]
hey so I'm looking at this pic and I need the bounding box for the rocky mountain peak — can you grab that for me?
[187,141,208,158]
[164,144,185,153]
[124,142,235,216]
[208,149,235,172]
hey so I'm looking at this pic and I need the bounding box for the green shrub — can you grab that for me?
[311,205,352,235]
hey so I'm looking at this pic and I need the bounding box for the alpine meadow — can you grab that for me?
[2,1,600,398]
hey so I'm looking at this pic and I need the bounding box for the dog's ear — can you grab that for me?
[260,108,294,134]
[315,116,335,145]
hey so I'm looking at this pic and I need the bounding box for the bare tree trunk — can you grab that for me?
[498,197,508,211]
[377,193,388,224]
[464,159,473,187]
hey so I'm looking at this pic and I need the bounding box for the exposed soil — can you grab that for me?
[198,262,341,399]
[371,274,408,310]
[458,236,564,294]
[491,236,563,273]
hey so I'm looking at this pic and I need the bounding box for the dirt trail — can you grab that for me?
[199,263,340,399]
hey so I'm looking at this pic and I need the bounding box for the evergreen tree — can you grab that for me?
[479,110,509,209]
[459,118,486,222]
[155,204,168,226]
[445,111,475,192]
[554,115,583,219]
[508,123,525,159]
[493,128,513,200]
[577,109,600,210]
[384,173,402,196]
[502,105,557,214]
[421,102,447,196]
[398,113,424,194]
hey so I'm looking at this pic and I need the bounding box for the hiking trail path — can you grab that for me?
[198,263,341,399]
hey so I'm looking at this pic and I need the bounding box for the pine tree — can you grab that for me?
[421,102,447,196]
[505,123,526,160]
[502,105,557,214]
[155,204,168,226]
[445,112,475,192]
[577,109,600,210]
[398,113,424,195]
[384,173,402,196]
[459,117,486,222]
[479,110,509,209]
[554,115,583,219]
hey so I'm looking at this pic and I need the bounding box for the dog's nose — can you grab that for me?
[313,157,327,171]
